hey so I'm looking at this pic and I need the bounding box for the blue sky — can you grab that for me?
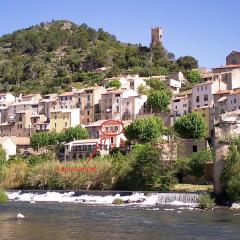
[0,0,239,68]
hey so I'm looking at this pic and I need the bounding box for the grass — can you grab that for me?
[112,198,125,205]
[198,194,215,209]
[0,189,8,203]
[171,184,213,192]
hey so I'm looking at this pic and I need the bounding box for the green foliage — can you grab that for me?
[145,78,165,90]
[185,69,201,84]
[176,56,198,70]
[122,144,177,190]
[189,149,213,177]
[30,126,88,151]
[63,126,89,142]
[0,147,7,181]
[0,190,8,204]
[198,194,214,209]
[174,112,207,140]
[0,20,198,93]
[125,116,164,144]
[112,198,125,205]
[106,79,121,89]
[221,138,240,201]
[147,89,172,112]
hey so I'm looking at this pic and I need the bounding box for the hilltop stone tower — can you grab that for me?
[150,26,163,47]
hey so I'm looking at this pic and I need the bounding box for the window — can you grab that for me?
[196,96,200,102]
[127,102,129,106]
[117,99,119,103]
[111,137,114,144]
[175,106,177,109]
[65,122,67,128]
[87,110,90,115]
[114,126,119,131]
[192,145,198,152]
[184,110,187,114]
[54,123,57,128]
[201,86,203,91]
[87,95,90,101]
[116,106,120,112]
[234,98,237,104]
[204,94,208,101]
[183,104,187,107]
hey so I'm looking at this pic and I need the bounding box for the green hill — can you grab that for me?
[0,20,198,94]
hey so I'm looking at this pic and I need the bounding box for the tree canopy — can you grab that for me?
[124,116,164,144]
[176,56,198,70]
[174,112,207,140]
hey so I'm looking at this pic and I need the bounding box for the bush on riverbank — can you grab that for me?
[198,194,214,209]
[221,138,240,201]
[0,189,8,203]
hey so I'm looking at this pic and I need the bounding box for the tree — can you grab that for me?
[185,69,201,84]
[221,138,240,201]
[177,56,198,70]
[123,144,177,190]
[174,112,207,139]
[189,149,213,177]
[145,78,165,91]
[124,116,164,144]
[147,90,172,112]
[106,79,121,89]
[62,126,88,142]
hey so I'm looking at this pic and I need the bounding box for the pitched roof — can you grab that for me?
[213,64,240,69]
[59,92,74,97]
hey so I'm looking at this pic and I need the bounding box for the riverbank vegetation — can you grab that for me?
[0,115,213,191]
[0,189,8,203]
[221,137,240,201]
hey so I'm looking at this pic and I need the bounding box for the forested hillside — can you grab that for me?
[0,20,198,94]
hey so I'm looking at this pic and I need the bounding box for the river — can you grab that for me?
[1,191,240,240]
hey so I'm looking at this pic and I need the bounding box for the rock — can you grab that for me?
[232,203,240,210]
[124,199,132,204]
[16,213,25,219]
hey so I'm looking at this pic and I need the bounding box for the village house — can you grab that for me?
[49,108,80,132]
[38,94,58,119]
[75,86,106,125]
[64,138,109,161]
[85,119,131,148]
[10,136,34,156]
[191,79,227,111]
[0,92,15,107]
[170,94,191,124]
[58,92,75,109]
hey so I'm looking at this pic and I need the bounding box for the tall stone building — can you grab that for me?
[150,26,163,47]
[226,50,240,65]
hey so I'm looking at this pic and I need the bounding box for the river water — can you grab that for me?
[1,200,240,240]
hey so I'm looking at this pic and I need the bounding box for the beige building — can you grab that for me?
[76,86,106,125]
[38,95,58,119]
[58,92,75,109]
[49,108,80,132]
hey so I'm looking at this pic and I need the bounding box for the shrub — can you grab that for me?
[0,189,8,203]
[1,158,28,189]
[198,194,214,209]
[112,198,124,205]
[189,149,213,177]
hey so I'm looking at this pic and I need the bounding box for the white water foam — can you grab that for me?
[7,191,199,207]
